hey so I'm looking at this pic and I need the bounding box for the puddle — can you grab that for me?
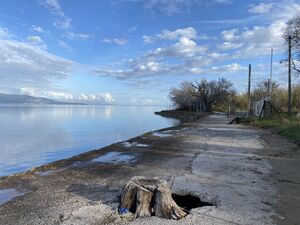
[136,143,149,147]
[162,130,179,134]
[0,189,25,205]
[122,142,149,148]
[91,152,136,164]
[172,194,213,211]
[123,142,133,148]
[36,168,64,176]
[152,132,173,137]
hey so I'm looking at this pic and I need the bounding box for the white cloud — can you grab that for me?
[215,1,300,60]
[247,0,300,22]
[144,27,206,58]
[148,37,206,58]
[18,88,115,103]
[95,27,216,79]
[78,93,115,103]
[64,32,93,40]
[158,27,197,41]
[46,91,74,100]
[269,0,300,21]
[19,87,37,96]
[143,35,154,43]
[218,41,243,50]
[102,38,112,43]
[93,49,224,79]
[94,1,300,85]
[59,40,73,52]
[214,0,233,4]
[102,38,129,45]
[218,19,287,60]
[27,35,42,43]
[199,0,300,26]
[31,25,45,33]
[128,0,195,16]
[19,88,74,100]
[27,35,47,49]
[0,38,75,90]
[39,0,72,29]
[114,38,129,45]
[0,27,13,39]
[94,60,163,79]
[124,0,233,16]
[221,28,239,41]
[248,3,274,14]
[208,63,247,74]
[143,27,197,43]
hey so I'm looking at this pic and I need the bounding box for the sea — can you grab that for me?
[0,105,178,176]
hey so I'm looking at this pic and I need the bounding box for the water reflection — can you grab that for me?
[0,105,178,176]
[0,189,26,204]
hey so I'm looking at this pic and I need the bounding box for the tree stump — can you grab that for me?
[120,176,187,220]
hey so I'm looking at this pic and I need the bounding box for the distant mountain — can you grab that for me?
[0,93,86,105]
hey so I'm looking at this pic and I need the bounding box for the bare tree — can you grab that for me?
[169,81,196,110]
[170,78,235,112]
[283,16,300,73]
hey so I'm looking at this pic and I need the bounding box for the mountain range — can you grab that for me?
[0,93,86,105]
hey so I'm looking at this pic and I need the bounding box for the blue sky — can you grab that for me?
[0,0,299,106]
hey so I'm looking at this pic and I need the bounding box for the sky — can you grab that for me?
[0,0,300,106]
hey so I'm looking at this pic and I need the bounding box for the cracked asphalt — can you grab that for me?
[0,114,299,225]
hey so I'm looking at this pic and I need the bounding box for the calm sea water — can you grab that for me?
[0,105,178,176]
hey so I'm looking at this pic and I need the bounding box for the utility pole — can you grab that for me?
[288,36,292,115]
[269,48,273,99]
[248,64,252,116]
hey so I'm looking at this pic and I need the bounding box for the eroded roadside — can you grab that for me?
[0,115,299,225]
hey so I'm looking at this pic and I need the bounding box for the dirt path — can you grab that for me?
[0,114,299,225]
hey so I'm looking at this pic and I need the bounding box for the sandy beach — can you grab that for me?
[0,114,299,225]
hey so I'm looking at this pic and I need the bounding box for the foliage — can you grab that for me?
[234,93,248,111]
[169,77,300,113]
[233,79,300,112]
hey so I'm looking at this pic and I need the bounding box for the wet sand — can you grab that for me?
[0,114,299,225]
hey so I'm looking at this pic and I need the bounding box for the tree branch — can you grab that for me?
[292,60,300,73]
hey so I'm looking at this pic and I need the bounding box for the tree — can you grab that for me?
[252,80,279,101]
[192,78,235,112]
[251,80,300,112]
[283,16,300,73]
[169,81,196,110]
[169,78,235,112]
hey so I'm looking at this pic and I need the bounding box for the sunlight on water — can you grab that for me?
[0,105,178,176]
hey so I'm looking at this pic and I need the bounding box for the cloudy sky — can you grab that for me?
[0,0,299,106]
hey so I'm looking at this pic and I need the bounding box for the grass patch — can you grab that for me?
[252,114,300,144]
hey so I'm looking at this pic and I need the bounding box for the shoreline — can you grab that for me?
[0,109,190,180]
[154,110,207,122]
[0,110,205,180]
[0,114,299,225]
